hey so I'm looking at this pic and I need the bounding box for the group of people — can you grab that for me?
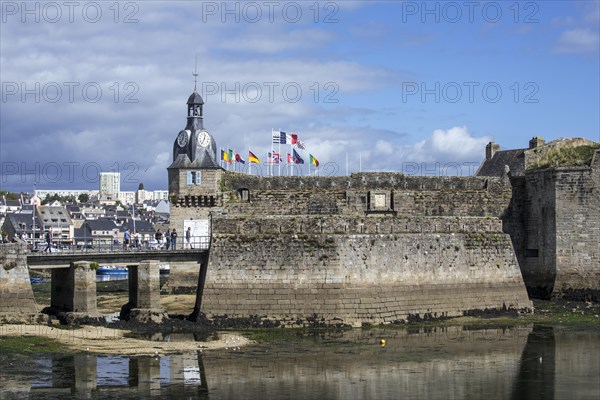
[122,226,194,251]
[153,228,178,250]
[152,226,193,250]
[122,229,143,251]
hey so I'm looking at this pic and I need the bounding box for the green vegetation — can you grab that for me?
[0,190,19,200]
[41,193,77,205]
[528,144,600,170]
[0,336,72,354]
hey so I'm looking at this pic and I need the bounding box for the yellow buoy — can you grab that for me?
[380,339,386,347]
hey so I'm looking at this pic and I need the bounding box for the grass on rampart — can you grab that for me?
[528,143,600,170]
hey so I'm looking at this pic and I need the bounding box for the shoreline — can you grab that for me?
[0,324,250,355]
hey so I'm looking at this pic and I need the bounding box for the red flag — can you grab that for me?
[287,153,292,163]
[290,133,298,144]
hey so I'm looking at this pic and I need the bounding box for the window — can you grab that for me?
[186,171,202,186]
[239,189,250,202]
[525,249,539,257]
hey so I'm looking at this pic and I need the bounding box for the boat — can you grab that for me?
[96,266,128,275]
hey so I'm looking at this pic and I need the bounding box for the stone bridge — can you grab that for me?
[0,243,211,323]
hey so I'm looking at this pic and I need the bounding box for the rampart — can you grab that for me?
[192,172,533,326]
[507,154,600,300]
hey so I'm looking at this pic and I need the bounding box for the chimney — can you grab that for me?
[486,142,500,160]
[529,136,545,149]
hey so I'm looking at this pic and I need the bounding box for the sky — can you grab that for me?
[1,0,599,192]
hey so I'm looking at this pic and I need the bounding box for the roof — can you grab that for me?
[124,219,155,233]
[187,91,204,105]
[477,149,526,177]
[84,219,119,231]
[2,212,43,232]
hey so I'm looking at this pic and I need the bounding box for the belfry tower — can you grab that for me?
[167,72,223,236]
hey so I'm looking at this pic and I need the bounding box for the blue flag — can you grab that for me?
[293,148,304,164]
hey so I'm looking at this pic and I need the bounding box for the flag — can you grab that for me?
[249,150,260,163]
[293,149,304,164]
[269,152,281,164]
[235,153,246,164]
[295,140,306,150]
[287,153,292,164]
[272,131,287,144]
[221,149,228,162]
[290,133,298,144]
[228,149,233,163]
[310,154,319,167]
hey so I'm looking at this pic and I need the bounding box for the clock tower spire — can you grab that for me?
[169,70,220,170]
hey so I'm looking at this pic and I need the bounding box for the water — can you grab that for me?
[1,324,598,399]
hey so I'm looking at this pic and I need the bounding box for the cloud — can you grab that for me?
[554,28,600,54]
[220,28,334,53]
[407,126,491,164]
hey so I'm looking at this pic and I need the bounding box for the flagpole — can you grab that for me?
[278,128,281,177]
[270,129,273,177]
[346,152,348,176]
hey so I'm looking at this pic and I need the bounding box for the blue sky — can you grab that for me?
[1,0,599,192]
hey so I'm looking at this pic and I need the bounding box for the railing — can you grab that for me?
[28,235,211,255]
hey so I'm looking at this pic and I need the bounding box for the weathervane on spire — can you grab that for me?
[193,54,199,92]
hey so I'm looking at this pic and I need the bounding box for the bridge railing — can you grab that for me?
[29,236,211,254]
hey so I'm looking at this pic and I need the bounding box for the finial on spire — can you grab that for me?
[193,55,199,92]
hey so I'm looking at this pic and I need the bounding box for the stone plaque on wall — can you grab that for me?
[373,194,386,208]
[368,191,392,211]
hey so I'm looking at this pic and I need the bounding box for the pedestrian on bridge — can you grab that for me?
[124,229,131,251]
[165,229,170,250]
[44,229,52,253]
[155,229,163,249]
[171,228,178,250]
[186,226,193,249]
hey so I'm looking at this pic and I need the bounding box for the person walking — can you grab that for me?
[124,229,131,251]
[186,226,193,249]
[155,229,163,249]
[44,229,52,253]
[171,228,178,250]
[134,229,140,249]
[164,229,170,250]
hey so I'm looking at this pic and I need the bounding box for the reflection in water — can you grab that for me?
[1,324,598,399]
[511,325,555,400]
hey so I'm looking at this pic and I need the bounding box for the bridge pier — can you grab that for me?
[49,261,104,324]
[0,243,42,323]
[189,259,209,322]
[120,260,168,323]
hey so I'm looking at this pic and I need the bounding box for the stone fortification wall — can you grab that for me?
[213,215,503,235]
[0,243,38,319]
[549,164,599,299]
[188,172,533,325]
[202,215,532,325]
[511,151,600,300]
[221,172,512,218]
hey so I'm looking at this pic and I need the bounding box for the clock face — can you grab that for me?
[197,130,211,147]
[177,130,188,147]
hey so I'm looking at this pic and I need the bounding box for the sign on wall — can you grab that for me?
[183,219,209,238]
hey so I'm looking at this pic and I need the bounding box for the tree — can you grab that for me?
[78,193,90,203]
[0,190,18,200]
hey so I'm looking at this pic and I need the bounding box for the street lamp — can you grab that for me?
[32,184,36,244]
